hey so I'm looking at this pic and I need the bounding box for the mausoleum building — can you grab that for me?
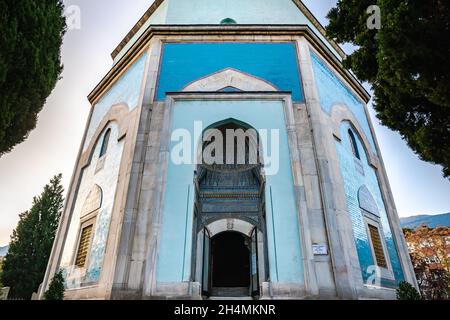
[40,0,417,300]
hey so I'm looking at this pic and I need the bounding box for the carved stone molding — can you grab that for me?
[182,68,279,92]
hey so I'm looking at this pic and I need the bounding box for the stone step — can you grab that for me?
[211,287,249,296]
[209,296,254,300]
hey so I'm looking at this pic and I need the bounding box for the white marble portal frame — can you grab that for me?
[146,92,317,299]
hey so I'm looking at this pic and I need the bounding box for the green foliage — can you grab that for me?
[410,252,450,300]
[0,0,66,156]
[43,270,65,300]
[0,174,64,299]
[396,281,422,300]
[327,0,450,178]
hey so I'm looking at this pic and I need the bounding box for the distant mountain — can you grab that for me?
[0,245,9,257]
[401,212,450,229]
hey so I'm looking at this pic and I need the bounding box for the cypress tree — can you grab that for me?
[0,1,66,155]
[43,270,65,300]
[1,174,64,299]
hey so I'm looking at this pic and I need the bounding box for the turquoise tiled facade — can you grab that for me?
[335,122,404,286]
[85,208,111,283]
[157,43,304,101]
[60,124,125,288]
[310,51,405,286]
[310,53,377,154]
[71,55,148,282]
[84,53,148,151]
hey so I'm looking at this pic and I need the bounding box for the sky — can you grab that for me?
[0,0,449,246]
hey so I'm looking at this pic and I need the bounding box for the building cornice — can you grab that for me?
[111,0,165,59]
[291,0,345,58]
[89,26,370,106]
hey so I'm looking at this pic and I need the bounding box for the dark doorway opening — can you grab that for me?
[194,119,267,298]
[211,232,250,289]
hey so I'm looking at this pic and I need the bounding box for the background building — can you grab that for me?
[40,0,417,300]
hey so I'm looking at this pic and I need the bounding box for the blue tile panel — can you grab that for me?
[310,53,377,154]
[84,53,147,151]
[156,43,304,101]
[96,52,147,111]
[335,122,405,287]
[85,208,111,283]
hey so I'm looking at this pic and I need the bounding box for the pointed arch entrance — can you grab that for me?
[192,119,268,298]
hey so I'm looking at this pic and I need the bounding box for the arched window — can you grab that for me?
[99,129,111,158]
[348,129,361,160]
[220,18,237,25]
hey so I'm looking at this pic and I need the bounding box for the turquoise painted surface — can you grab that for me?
[84,53,147,151]
[311,53,377,154]
[156,99,304,284]
[335,122,404,287]
[163,0,341,58]
[166,0,310,25]
[157,43,304,101]
[85,208,111,283]
[114,0,343,65]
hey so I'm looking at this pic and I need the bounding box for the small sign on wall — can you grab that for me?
[313,244,328,256]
